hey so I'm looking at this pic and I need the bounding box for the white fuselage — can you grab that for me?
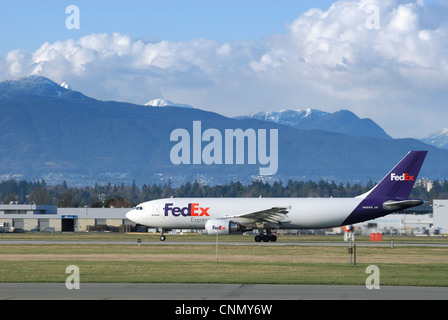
[126,197,364,230]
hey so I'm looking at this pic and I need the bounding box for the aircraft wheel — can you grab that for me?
[160,235,166,241]
[262,235,270,242]
[270,235,277,242]
[254,235,262,242]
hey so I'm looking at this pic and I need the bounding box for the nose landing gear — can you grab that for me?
[159,228,166,241]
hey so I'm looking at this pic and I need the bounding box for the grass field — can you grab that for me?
[0,233,447,286]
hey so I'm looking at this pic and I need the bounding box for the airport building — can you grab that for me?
[434,200,448,234]
[0,204,131,232]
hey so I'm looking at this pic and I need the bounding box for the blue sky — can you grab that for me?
[0,0,336,55]
[1,0,448,139]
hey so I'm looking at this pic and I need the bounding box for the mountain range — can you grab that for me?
[1,75,448,187]
[421,129,448,150]
[235,109,391,140]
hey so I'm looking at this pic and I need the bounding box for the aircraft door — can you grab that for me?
[152,202,160,216]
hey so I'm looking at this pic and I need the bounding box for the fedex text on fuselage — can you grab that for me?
[164,202,210,217]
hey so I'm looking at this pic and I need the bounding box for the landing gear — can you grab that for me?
[159,228,166,241]
[254,230,277,242]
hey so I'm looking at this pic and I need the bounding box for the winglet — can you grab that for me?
[357,151,428,199]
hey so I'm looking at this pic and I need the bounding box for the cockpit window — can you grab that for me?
[135,206,143,210]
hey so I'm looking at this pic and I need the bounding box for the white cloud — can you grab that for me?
[1,0,448,138]
[5,50,33,76]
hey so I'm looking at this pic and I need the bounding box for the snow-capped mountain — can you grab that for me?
[245,108,327,124]
[0,75,85,100]
[145,99,193,108]
[236,108,391,140]
[421,129,448,150]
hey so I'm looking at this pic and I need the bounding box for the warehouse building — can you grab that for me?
[434,200,448,234]
[0,204,58,232]
[0,204,131,232]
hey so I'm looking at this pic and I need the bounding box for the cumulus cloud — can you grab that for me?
[254,0,448,97]
[1,0,448,138]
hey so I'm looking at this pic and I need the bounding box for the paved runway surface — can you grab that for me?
[0,283,447,300]
[1,240,448,247]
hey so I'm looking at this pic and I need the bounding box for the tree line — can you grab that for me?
[0,178,447,208]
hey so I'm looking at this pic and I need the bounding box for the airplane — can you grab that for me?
[126,151,427,242]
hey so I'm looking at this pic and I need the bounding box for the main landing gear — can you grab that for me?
[254,230,277,242]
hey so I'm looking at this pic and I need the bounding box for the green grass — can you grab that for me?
[0,233,447,286]
[0,259,446,286]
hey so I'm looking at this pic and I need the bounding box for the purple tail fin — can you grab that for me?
[358,151,428,199]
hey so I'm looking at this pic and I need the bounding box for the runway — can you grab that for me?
[1,239,448,247]
[1,283,447,300]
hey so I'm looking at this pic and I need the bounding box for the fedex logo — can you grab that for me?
[390,173,414,181]
[212,225,226,231]
[164,203,210,217]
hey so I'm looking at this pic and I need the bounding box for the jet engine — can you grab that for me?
[205,219,242,235]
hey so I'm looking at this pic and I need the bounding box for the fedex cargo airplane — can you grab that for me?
[126,151,427,242]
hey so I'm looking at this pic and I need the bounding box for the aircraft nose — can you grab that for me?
[126,209,137,222]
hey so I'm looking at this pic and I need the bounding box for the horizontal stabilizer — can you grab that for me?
[382,199,423,211]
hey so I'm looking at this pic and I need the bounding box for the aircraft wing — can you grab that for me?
[225,206,291,229]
